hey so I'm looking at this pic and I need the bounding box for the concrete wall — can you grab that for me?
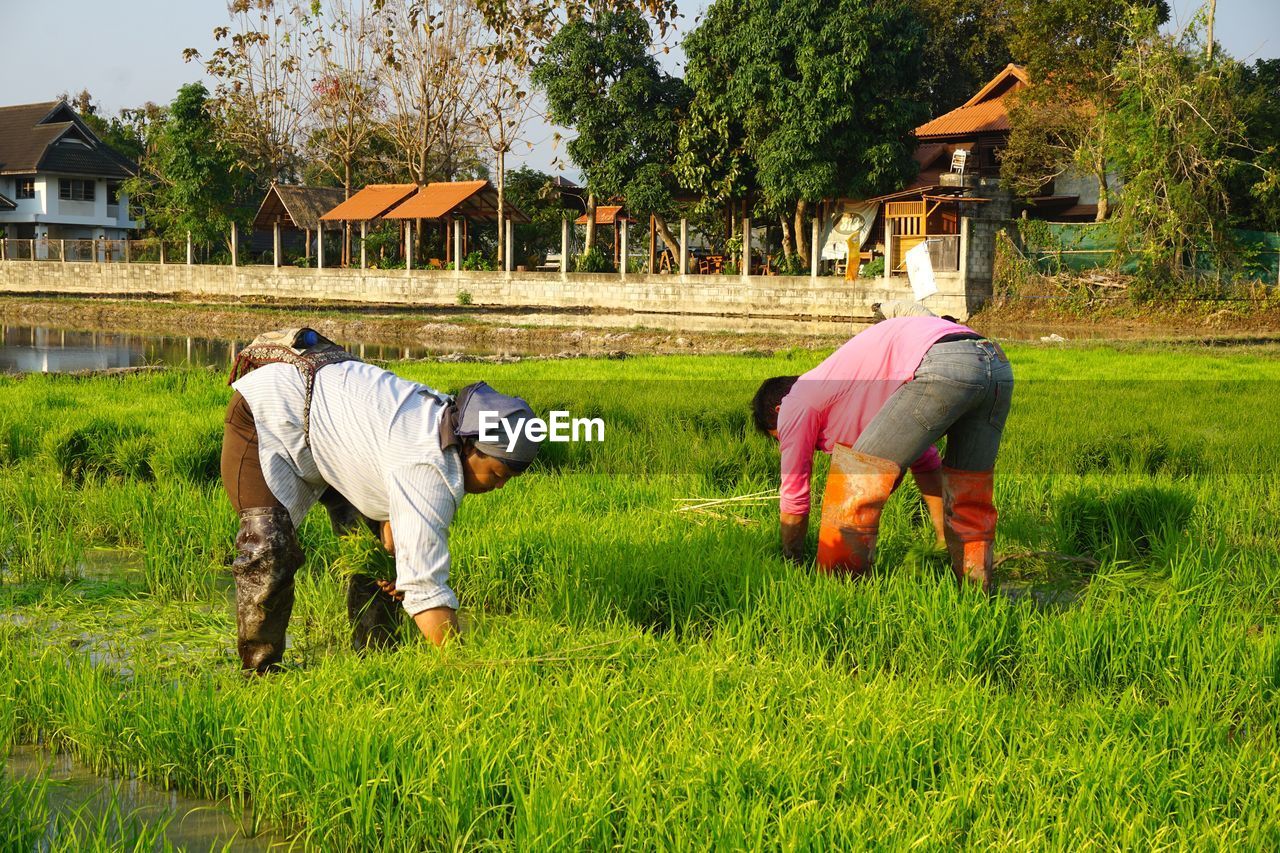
[0,259,980,322]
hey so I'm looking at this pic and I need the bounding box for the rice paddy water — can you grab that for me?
[3,342,1280,847]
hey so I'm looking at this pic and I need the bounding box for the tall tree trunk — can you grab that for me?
[1095,164,1110,222]
[584,193,597,254]
[496,149,506,266]
[779,214,793,260]
[653,214,680,255]
[794,198,809,265]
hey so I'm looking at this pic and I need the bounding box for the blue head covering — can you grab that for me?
[450,382,541,472]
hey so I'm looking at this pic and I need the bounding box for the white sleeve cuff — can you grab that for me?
[401,584,459,616]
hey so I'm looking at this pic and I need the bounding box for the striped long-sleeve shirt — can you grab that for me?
[234,361,465,615]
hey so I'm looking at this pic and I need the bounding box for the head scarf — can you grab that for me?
[446,382,541,472]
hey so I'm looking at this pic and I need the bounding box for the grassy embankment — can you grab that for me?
[3,345,1280,848]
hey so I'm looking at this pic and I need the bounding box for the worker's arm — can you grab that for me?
[780,511,809,562]
[911,467,946,545]
[413,606,460,646]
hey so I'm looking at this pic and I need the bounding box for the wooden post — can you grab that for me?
[360,221,367,270]
[404,223,411,271]
[273,222,281,268]
[305,228,311,265]
[505,218,514,272]
[231,222,238,267]
[561,217,569,279]
[679,218,688,276]
[742,216,751,279]
[883,219,893,282]
[620,218,628,279]
[124,238,130,264]
[186,231,193,265]
[453,219,462,277]
[811,215,820,280]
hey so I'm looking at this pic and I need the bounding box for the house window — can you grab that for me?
[107,183,121,205]
[15,177,35,199]
[59,179,96,202]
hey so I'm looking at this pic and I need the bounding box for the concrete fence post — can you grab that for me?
[620,218,628,279]
[273,222,281,268]
[186,231,193,266]
[404,225,412,271]
[810,216,820,281]
[231,222,238,268]
[124,239,131,264]
[159,239,165,266]
[506,218,514,273]
[561,218,569,279]
[742,217,751,280]
[318,228,326,270]
[61,240,66,264]
[679,218,688,276]
[453,219,462,278]
[883,219,893,283]
[360,222,367,270]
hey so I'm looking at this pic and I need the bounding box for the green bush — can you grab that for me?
[460,251,495,271]
[859,257,885,278]
[575,247,614,273]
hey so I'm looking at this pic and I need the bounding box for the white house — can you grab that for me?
[0,100,140,252]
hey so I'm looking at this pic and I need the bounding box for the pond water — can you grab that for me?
[0,326,472,374]
[6,746,285,851]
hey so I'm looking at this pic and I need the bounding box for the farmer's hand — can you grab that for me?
[380,521,395,555]
[780,512,809,563]
[375,578,404,601]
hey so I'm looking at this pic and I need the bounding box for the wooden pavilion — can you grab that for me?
[574,205,629,269]
[252,184,346,265]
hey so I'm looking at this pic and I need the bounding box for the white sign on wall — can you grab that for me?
[905,241,938,301]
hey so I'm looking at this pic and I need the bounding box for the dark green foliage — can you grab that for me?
[1073,428,1203,478]
[574,247,613,273]
[678,0,926,214]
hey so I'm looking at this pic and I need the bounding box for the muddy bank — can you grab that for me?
[0,296,851,357]
[970,298,1280,343]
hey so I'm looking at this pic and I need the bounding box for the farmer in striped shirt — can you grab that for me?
[222,343,540,673]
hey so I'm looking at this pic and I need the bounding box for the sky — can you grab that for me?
[1,0,1277,181]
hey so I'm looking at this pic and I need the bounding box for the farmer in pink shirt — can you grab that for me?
[752,316,1013,590]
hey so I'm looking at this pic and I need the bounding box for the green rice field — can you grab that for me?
[3,343,1280,848]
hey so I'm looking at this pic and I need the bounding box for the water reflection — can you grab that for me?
[0,326,484,374]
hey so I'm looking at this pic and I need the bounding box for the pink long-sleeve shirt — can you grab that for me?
[777,316,973,515]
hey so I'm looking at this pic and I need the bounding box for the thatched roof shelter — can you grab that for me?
[254,184,347,232]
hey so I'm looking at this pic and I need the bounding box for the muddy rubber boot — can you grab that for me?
[816,448,900,577]
[940,467,998,593]
[320,489,402,653]
[232,507,304,673]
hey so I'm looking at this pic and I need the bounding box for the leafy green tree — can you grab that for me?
[1228,59,1280,231]
[62,89,155,165]
[909,0,1015,118]
[678,0,926,264]
[122,84,255,248]
[1002,0,1170,221]
[504,167,575,264]
[531,8,689,255]
[1103,8,1274,287]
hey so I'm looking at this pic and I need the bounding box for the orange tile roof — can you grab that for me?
[320,184,418,221]
[914,63,1029,140]
[575,205,626,225]
[383,180,489,219]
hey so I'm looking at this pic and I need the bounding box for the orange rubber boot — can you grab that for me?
[816,447,900,577]
[940,467,998,592]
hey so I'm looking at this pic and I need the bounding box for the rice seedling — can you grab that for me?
[1,344,1279,847]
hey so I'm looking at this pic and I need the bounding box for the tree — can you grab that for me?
[532,8,689,256]
[372,0,484,184]
[679,0,926,264]
[1002,0,1170,221]
[59,89,156,165]
[122,84,255,248]
[1103,7,1274,286]
[504,166,571,264]
[909,0,1014,118]
[1228,59,1280,231]
[185,0,311,184]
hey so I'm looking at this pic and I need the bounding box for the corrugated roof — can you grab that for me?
[254,184,347,231]
[382,180,529,222]
[575,205,626,225]
[0,100,135,177]
[384,180,488,219]
[914,63,1029,141]
[320,183,418,221]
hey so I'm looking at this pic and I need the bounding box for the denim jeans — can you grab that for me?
[852,339,1014,471]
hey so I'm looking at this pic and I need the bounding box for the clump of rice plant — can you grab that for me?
[45,420,154,485]
[329,528,395,584]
